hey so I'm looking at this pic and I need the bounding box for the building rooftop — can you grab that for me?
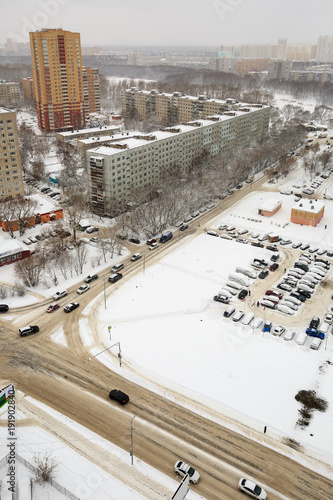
[292,199,325,212]
[57,125,120,139]
[0,238,24,256]
[259,199,282,212]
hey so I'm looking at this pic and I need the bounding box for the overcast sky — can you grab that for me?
[2,0,333,48]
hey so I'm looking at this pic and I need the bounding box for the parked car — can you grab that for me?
[86,226,99,234]
[109,389,129,405]
[224,306,235,318]
[310,338,322,350]
[262,321,272,332]
[290,292,306,302]
[233,310,244,322]
[108,273,123,283]
[265,290,283,299]
[46,303,60,313]
[179,224,189,231]
[306,328,325,339]
[292,242,302,249]
[214,294,230,304]
[300,243,310,251]
[272,326,285,336]
[296,332,307,345]
[324,313,333,324]
[147,238,156,245]
[284,331,296,341]
[130,253,142,262]
[77,284,90,295]
[0,304,9,312]
[251,242,264,248]
[129,237,140,244]
[149,242,159,250]
[19,325,39,336]
[53,290,68,300]
[174,461,200,484]
[269,263,279,271]
[238,478,267,499]
[266,245,278,252]
[258,270,269,279]
[84,274,98,283]
[238,289,248,300]
[309,316,320,329]
[64,302,79,313]
[28,236,37,243]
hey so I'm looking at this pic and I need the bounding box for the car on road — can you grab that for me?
[262,321,272,333]
[64,302,79,313]
[179,224,189,231]
[53,290,68,300]
[84,274,98,283]
[109,389,129,405]
[238,289,248,300]
[174,461,200,484]
[46,303,60,313]
[258,270,269,279]
[19,325,39,336]
[238,478,267,499]
[130,253,142,262]
[269,263,279,271]
[108,273,123,283]
[146,238,156,245]
[251,241,264,248]
[86,226,99,234]
[77,284,90,295]
[284,331,296,341]
[0,304,9,312]
[149,242,159,250]
[272,326,285,336]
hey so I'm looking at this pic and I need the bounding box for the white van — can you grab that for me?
[242,312,254,325]
[258,233,269,241]
[310,338,322,350]
[296,332,307,345]
[111,263,124,273]
[318,322,330,335]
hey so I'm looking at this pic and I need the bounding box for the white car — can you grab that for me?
[284,330,296,341]
[325,313,333,324]
[238,478,267,499]
[174,461,200,484]
[272,326,285,336]
[149,242,158,250]
[77,284,90,295]
[53,290,68,300]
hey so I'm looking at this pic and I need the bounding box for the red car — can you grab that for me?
[269,263,279,271]
[147,238,156,245]
[265,290,283,299]
[46,303,60,313]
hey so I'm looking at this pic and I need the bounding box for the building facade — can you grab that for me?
[290,200,324,227]
[0,81,20,106]
[82,66,100,116]
[86,104,270,214]
[29,28,85,132]
[22,77,35,100]
[0,108,25,201]
[267,60,293,80]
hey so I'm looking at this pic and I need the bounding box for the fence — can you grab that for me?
[0,453,80,500]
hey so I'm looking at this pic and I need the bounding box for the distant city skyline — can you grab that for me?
[1,0,332,47]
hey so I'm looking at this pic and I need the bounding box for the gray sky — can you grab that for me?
[2,0,333,47]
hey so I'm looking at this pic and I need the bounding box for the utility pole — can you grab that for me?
[130,414,137,465]
[104,278,106,309]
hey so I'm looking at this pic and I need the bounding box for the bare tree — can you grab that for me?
[14,255,45,287]
[73,242,89,275]
[33,453,58,484]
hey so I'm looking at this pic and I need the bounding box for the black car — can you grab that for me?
[258,270,269,279]
[238,289,248,300]
[294,262,309,272]
[64,302,79,313]
[269,263,279,271]
[251,241,264,248]
[19,325,39,336]
[84,274,98,283]
[179,224,189,231]
[290,292,306,302]
[40,187,49,192]
[266,245,278,252]
[0,304,9,312]
[129,237,140,244]
[108,273,123,283]
[309,316,320,329]
[270,254,279,262]
[327,251,333,257]
[214,294,229,304]
[109,389,129,405]
[296,289,311,299]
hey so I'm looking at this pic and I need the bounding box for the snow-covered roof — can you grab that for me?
[259,200,281,212]
[0,238,24,257]
[302,121,327,131]
[28,194,62,215]
[292,199,325,213]
[57,125,121,139]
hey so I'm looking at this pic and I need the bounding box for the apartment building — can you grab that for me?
[267,60,293,80]
[86,104,270,214]
[0,81,20,106]
[121,88,254,124]
[0,108,25,201]
[22,77,35,100]
[29,28,85,132]
[82,66,100,115]
[234,58,270,76]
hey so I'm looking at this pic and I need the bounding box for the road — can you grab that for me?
[2,155,333,499]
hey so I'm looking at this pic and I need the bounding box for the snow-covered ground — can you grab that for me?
[272,93,318,113]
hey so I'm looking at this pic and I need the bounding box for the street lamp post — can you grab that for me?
[104,278,106,309]
[88,342,122,367]
[130,414,137,465]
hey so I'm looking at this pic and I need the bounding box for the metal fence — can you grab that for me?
[0,453,80,500]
